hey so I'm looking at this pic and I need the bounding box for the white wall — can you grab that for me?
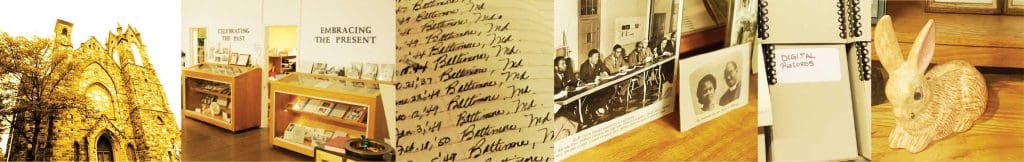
[556,0,652,70]
[182,0,269,127]
[262,0,300,26]
[297,0,396,72]
[601,0,650,56]
[554,0,580,68]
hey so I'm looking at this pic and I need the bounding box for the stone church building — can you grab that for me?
[6,20,181,161]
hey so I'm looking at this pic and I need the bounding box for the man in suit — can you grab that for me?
[579,49,611,83]
[659,34,676,56]
[719,61,741,106]
[554,57,577,93]
[630,41,653,65]
[604,44,627,74]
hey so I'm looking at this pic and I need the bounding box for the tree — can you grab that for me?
[0,33,87,160]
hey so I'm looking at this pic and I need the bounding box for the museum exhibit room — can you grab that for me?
[179,0,397,161]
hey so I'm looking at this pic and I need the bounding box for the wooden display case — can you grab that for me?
[269,73,386,157]
[182,63,262,132]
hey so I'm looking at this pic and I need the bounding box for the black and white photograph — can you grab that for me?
[552,0,682,159]
[679,43,751,130]
[689,60,744,115]
[725,0,758,46]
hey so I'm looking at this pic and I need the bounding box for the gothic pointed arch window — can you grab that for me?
[131,43,143,66]
[97,135,114,162]
[85,83,113,114]
[111,50,122,65]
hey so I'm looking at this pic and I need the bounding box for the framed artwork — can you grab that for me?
[377,64,395,81]
[926,0,1002,14]
[234,54,250,66]
[228,53,239,65]
[310,63,330,74]
[362,63,379,80]
[679,43,750,125]
[347,63,363,79]
[724,0,757,46]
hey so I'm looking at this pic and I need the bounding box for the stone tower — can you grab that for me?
[5,19,181,161]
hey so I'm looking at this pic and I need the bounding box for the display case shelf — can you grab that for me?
[182,63,262,132]
[270,72,386,157]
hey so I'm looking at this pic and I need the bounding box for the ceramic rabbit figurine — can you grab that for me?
[874,15,988,153]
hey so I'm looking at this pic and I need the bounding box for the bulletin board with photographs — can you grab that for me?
[268,72,385,156]
[678,43,751,131]
[927,0,1002,14]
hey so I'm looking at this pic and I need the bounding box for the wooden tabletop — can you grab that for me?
[564,76,758,161]
[873,1,1024,68]
[872,72,1024,161]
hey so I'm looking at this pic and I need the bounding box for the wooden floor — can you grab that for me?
[181,117,312,161]
[564,76,758,161]
[872,72,1024,161]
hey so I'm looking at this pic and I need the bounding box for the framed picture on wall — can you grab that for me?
[926,0,1002,14]
[311,63,330,74]
[1007,0,1024,15]
[228,53,239,65]
[347,63,363,79]
[234,54,250,66]
[362,63,379,80]
[377,64,395,81]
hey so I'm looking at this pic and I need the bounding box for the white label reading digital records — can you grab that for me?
[774,48,841,84]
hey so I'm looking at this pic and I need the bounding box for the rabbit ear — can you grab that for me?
[908,19,936,75]
[874,15,904,74]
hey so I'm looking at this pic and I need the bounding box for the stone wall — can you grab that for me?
[6,21,181,161]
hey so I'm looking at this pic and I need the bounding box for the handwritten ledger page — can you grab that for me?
[394,0,554,161]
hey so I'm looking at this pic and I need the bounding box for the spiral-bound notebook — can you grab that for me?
[848,41,872,160]
[757,0,872,44]
[763,44,859,161]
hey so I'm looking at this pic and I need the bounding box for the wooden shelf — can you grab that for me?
[285,108,367,130]
[183,110,232,129]
[182,63,262,132]
[190,87,230,98]
[678,27,726,57]
[270,73,387,157]
[272,137,316,156]
[872,1,1024,68]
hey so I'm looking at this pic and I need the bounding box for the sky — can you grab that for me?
[0,0,184,131]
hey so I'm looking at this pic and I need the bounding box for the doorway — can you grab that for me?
[96,135,114,162]
[189,28,207,67]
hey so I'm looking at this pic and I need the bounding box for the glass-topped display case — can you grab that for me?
[269,72,387,157]
[182,63,262,132]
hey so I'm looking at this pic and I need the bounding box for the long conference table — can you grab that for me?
[554,55,677,125]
